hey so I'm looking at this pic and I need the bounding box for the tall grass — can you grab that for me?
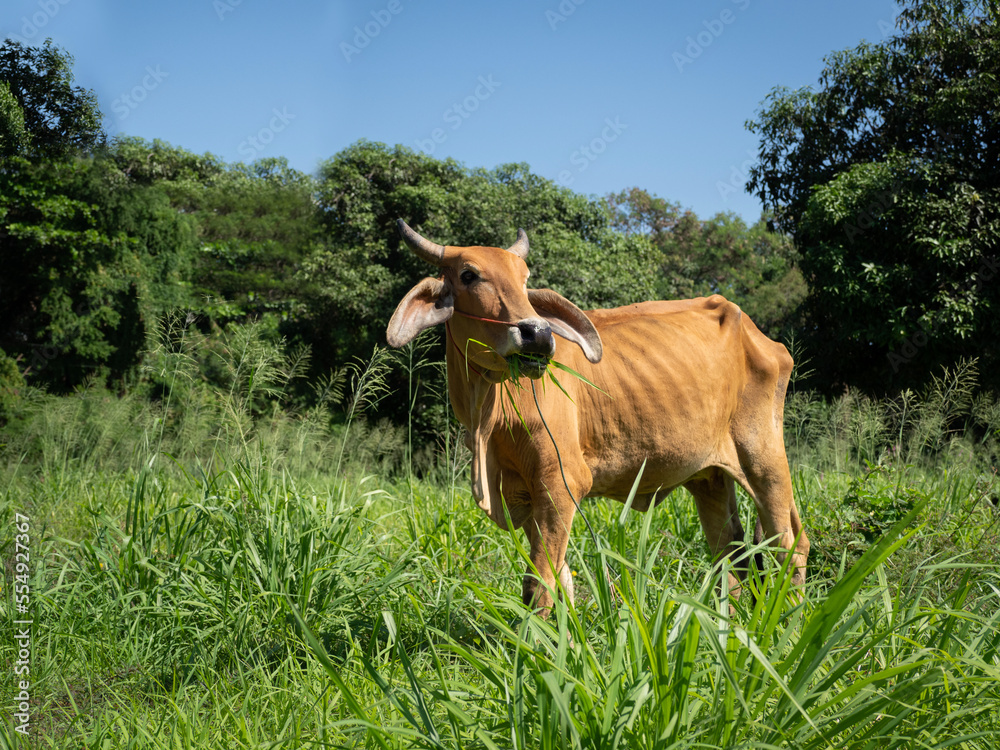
[293,479,999,748]
[5,452,997,748]
[1,318,415,489]
[785,358,1000,474]
[1,336,999,747]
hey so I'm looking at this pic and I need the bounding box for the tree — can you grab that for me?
[0,39,104,158]
[606,187,684,248]
[123,141,318,323]
[0,156,196,389]
[663,211,806,337]
[109,135,226,185]
[107,138,322,342]
[0,80,29,157]
[190,158,320,333]
[745,0,999,392]
[605,187,806,337]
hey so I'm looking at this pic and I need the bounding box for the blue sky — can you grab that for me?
[4,0,900,223]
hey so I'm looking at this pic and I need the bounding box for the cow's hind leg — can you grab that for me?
[733,326,809,589]
[738,449,808,588]
[685,468,747,596]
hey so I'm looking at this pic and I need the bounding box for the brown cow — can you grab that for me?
[386,219,808,612]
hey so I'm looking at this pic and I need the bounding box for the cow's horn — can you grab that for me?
[507,228,529,259]
[397,219,447,265]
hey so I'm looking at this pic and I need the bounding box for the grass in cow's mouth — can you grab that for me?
[462,339,606,432]
[506,352,550,379]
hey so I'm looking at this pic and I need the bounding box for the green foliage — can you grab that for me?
[607,187,806,337]
[68,466,402,685]
[0,317,418,486]
[665,211,806,337]
[0,79,29,157]
[841,465,922,542]
[108,135,227,185]
[607,186,684,243]
[0,347,25,425]
[784,357,999,473]
[0,155,196,389]
[0,133,322,395]
[746,0,999,236]
[800,154,999,391]
[109,138,319,335]
[746,0,1000,392]
[525,223,659,310]
[0,38,105,158]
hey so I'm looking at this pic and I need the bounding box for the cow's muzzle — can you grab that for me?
[508,319,554,379]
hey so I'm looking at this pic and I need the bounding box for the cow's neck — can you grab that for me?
[445,321,508,380]
[445,325,500,427]
[444,332,506,510]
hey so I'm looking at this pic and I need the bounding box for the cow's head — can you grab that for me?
[387,219,602,381]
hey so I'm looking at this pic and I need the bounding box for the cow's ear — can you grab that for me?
[528,289,603,363]
[387,277,454,347]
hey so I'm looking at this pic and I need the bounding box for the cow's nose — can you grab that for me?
[518,320,553,351]
[517,320,540,342]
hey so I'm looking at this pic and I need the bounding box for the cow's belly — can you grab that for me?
[584,427,718,502]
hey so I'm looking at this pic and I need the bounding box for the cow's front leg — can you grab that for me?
[521,492,577,615]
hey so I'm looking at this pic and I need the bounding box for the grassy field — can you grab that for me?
[2,339,1000,748]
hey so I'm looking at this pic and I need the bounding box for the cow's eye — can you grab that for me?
[460,270,478,285]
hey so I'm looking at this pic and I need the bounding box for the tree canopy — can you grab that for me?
[0,79,29,157]
[746,0,999,392]
[607,187,805,337]
[0,155,194,388]
[0,39,104,158]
